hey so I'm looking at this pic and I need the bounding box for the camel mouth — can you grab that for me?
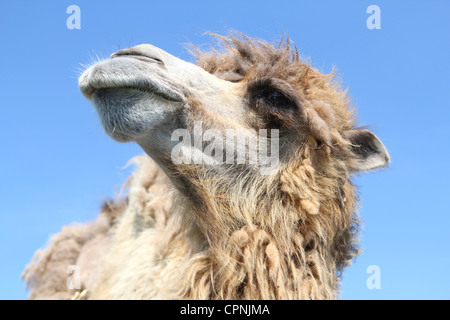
[79,57,186,143]
[78,58,184,103]
[88,82,182,103]
[80,77,184,103]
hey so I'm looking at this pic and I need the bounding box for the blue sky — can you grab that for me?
[1,1,449,300]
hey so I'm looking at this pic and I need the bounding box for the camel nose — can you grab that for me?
[111,44,165,65]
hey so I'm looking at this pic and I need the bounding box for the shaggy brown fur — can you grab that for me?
[23,33,388,300]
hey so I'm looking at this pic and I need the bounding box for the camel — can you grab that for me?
[23,33,389,300]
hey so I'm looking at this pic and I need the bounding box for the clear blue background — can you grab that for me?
[1,1,449,300]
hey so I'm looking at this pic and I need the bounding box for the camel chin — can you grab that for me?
[91,87,181,143]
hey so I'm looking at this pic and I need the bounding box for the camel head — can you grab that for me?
[78,42,245,167]
[79,34,389,261]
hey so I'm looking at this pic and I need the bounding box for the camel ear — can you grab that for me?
[344,129,390,171]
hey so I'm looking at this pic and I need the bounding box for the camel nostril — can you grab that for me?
[111,48,165,65]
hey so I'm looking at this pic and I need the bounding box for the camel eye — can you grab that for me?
[250,80,295,111]
[265,92,291,109]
